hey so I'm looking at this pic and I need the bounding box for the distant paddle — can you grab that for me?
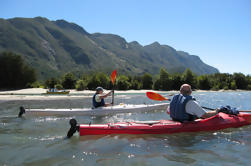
[146,92,170,101]
[111,70,117,105]
[111,70,117,85]
[146,92,251,113]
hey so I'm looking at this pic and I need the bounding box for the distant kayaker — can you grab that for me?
[168,84,218,122]
[92,87,113,108]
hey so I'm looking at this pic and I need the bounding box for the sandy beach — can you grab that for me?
[1,88,244,104]
[1,88,245,100]
[0,88,177,102]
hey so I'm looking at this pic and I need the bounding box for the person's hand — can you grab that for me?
[166,107,170,115]
[105,91,111,96]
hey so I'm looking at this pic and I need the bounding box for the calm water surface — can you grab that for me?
[0,91,251,166]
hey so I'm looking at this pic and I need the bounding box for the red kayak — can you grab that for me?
[67,112,251,138]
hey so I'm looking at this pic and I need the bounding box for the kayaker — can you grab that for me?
[92,87,113,108]
[168,84,218,122]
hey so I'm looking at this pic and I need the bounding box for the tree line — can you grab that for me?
[1,51,250,91]
[35,66,251,91]
[0,52,36,89]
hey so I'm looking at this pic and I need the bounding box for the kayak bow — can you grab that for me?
[67,112,251,138]
[18,103,169,117]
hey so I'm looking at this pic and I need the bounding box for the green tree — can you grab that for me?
[55,84,63,90]
[159,68,172,90]
[153,79,161,90]
[197,75,211,90]
[75,79,87,91]
[96,72,110,89]
[87,74,101,90]
[130,80,142,90]
[129,76,142,90]
[0,51,36,89]
[171,73,183,90]
[44,77,58,89]
[247,75,251,90]
[230,81,237,90]
[142,73,153,89]
[182,68,197,88]
[233,73,248,89]
[62,72,76,89]
[117,75,130,90]
[210,73,231,90]
[31,81,42,88]
[86,72,110,90]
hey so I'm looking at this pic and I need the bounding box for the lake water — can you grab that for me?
[0,91,251,166]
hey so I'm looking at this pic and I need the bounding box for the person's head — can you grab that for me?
[180,84,192,96]
[96,87,104,94]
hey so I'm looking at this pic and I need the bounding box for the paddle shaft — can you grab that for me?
[112,87,114,105]
[146,92,251,113]
[202,106,215,111]
[239,110,251,112]
[111,70,117,105]
[202,106,251,112]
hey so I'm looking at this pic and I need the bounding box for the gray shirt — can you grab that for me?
[185,100,206,118]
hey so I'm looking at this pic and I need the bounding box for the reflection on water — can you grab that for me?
[0,91,251,165]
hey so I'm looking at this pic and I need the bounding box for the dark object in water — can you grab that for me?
[18,106,26,117]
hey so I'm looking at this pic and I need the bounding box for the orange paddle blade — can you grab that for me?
[111,70,117,85]
[146,92,169,101]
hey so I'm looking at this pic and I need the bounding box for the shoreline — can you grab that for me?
[0,88,249,102]
[0,88,178,95]
[0,87,248,94]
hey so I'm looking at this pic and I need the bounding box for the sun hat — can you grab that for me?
[96,87,104,92]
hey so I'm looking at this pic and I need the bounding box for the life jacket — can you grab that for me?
[92,94,105,108]
[170,94,197,122]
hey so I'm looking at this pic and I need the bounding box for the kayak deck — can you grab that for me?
[19,103,169,116]
[67,113,251,137]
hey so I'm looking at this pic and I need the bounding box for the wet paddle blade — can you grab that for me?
[111,70,117,85]
[146,92,169,101]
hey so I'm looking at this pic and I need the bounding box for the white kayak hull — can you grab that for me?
[21,103,169,116]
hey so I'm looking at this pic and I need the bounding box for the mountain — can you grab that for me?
[0,17,219,79]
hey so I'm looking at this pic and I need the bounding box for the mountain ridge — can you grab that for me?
[0,17,219,79]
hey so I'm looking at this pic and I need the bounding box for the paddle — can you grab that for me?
[111,70,117,105]
[146,91,251,113]
[146,92,170,101]
[200,106,251,112]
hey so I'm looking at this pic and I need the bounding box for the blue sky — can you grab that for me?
[1,0,251,75]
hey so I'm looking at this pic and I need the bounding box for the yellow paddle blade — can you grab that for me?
[146,92,169,101]
[111,70,117,85]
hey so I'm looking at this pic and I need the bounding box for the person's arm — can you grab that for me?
[185,100,206,118]
[99,91,113,99]
[186,100,219,119]
[201,110,218,119]
[186,100,218,119]
[105,103,112,107]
